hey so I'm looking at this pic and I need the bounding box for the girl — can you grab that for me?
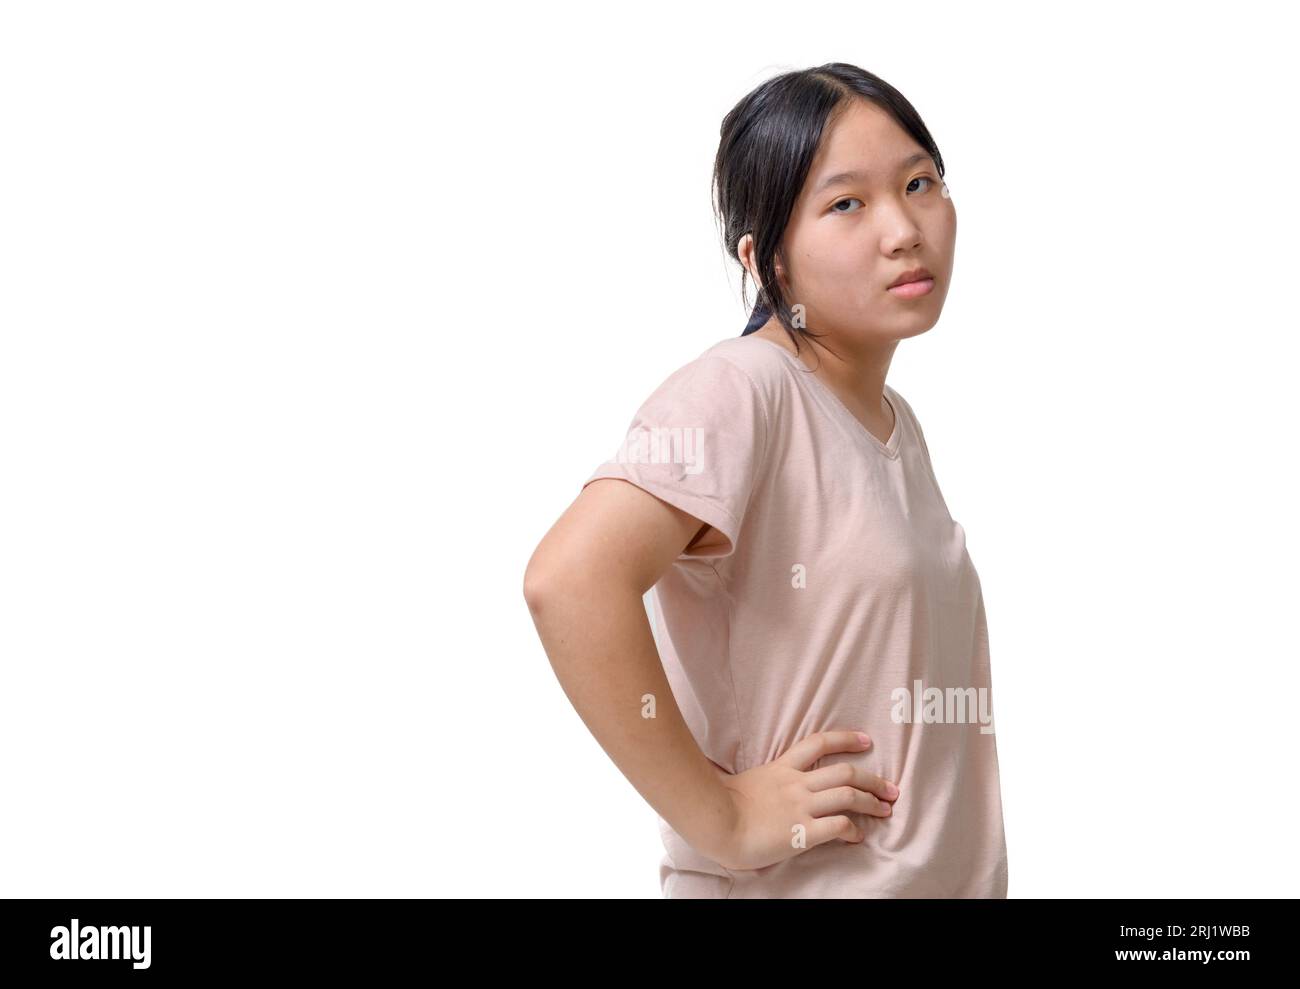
[524,62,1008,899]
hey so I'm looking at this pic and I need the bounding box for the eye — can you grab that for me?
[830,197,863,214]
[908,176,936,194]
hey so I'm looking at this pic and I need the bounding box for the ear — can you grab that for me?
[738,231,759,274]
[738,232,758,285]
[738,233,785,288]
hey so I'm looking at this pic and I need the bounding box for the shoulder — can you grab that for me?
[884,383,932,457]
[886,383,928,431]
[884,381,914,421]
[636,338,781,459]
[624,338,778,440]
[692,335,796,401]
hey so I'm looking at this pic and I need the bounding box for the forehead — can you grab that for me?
[806,100,928,190]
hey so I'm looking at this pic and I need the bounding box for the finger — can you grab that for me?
[804,762,899,802]
[808,784,893,819]
[776,730,871,771]
[804,814,864,848]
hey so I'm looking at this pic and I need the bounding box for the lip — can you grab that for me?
[887,266,934,289]
[886,275,934,299]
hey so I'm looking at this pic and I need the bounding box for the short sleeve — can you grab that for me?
[582,354,770,559]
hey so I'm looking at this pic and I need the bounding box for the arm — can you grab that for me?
[523,476,739,864]
[525,477,898,872]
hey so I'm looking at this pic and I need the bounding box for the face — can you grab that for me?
[746,99,956,349]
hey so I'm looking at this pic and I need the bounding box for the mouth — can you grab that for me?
[887,266,934,289]
[886,266,935,299]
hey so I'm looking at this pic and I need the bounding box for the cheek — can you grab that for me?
[933,203,957,245]
[786,236,854,289]
[913,211,955,269]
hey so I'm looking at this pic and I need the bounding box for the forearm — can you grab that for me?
[526,578,736,861]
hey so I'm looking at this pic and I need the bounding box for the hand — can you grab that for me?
[711,730,899,872]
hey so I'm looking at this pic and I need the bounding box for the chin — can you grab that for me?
[885,311,941,340]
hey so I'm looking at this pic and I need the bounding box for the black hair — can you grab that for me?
[712,62,946,350]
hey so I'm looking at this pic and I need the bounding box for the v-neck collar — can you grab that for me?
[748,336,902,459]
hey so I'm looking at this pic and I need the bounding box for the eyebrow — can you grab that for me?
[813,152,934,195]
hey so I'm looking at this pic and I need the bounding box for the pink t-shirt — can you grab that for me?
[582,334,1008,898]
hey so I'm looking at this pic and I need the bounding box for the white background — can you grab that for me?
[2,1,1297,897]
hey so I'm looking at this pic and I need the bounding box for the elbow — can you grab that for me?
[523,546,563,616]
[522,563,550,615]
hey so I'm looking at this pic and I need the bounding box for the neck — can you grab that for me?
[753,320,897,427]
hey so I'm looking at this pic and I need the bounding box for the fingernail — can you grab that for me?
[856,732,872,746]
[887,783,899,797]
